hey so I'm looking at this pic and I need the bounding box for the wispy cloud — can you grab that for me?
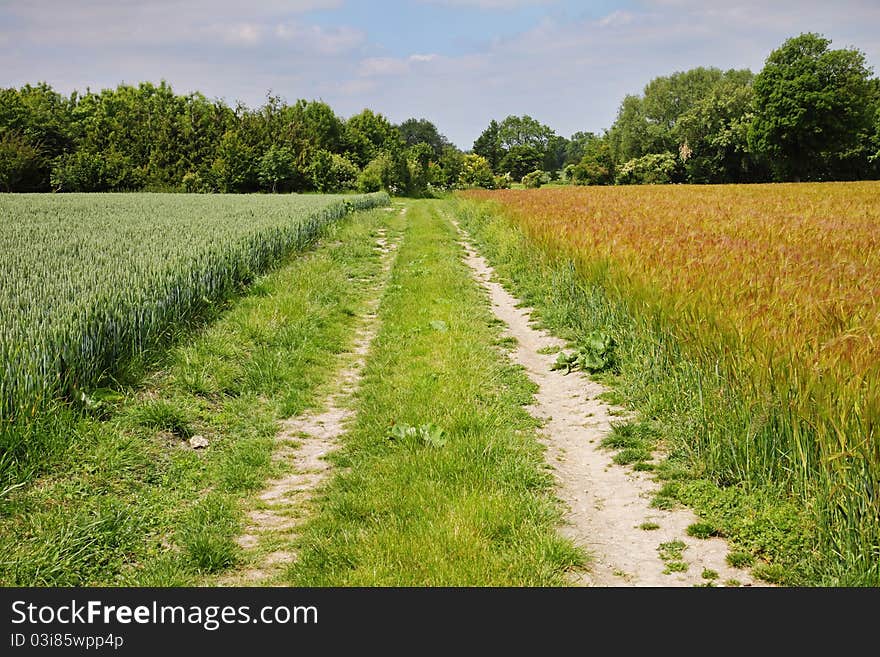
[356,52,445,79]
[1,0,344,47]
[358,57,410,77]
[275,23,366,55]
[211,23,263,46]
[598,10,636,28]
[419,0,556,8]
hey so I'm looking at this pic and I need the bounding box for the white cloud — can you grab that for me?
[409,53,439,62]
[0,0,344,47]
[358,57,410,77]
[598,10,636,28]
[276,23,365,55]
[419,0,555,8]
[213,23,263,46]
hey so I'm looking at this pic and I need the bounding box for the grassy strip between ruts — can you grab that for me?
[452,197,820,586]
[0,206,392,586]
[285,200,584,586]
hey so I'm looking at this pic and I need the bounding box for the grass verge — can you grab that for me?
[285,200,584,586]
[0,207,392,585]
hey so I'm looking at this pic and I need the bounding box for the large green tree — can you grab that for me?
[749,32,876,181]
[397,118,449,159]
[497,115,554,151]
[344,109,401,168]
[472,119,502,172]
[607,94,664,164]
[500,144,544,180]
[257,144,297,193]
[564,131,599,166]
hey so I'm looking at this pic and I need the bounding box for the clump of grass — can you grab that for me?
[664,561,688,573]
[639,522,660,531]
[596,390,625,406]
[753,563,787,584]
[601,422,646,449]
[651,496,676,510]
[130,399,193,438]
[658,540,686,561]
[654,459,691,481]
[602,422,659,468]
[177,494,240,574]
[726,551,754,569]
[687,522,720,539]
[658,540,689,574]
[613,448,652,465]
[651,481,681,510]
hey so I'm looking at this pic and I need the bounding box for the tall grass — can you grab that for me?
[459,183,880,584]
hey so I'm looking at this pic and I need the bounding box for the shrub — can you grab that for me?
[458,153,495,189]
[51,149,144,192]
[493,173,512,189]
[308,149,359,193]
[615,152,679,185]
[570,158,613,186]
[257,145,298,193]
[521,170,544,188]
[357,152,394,193]
[0,132,44,192]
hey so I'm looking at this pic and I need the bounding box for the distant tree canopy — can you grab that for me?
[0,84,463,196]
[471,114,582,184]
[2,33,878,193]
[396,117,450,159]
[470,32,878,185]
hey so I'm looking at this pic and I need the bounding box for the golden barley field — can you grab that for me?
[465,183,880,382]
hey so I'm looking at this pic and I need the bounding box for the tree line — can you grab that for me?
[0,82,467,195]
[471,33,879,187]
[1,32,878,194]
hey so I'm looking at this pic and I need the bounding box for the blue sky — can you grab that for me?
[2,1,878,149]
